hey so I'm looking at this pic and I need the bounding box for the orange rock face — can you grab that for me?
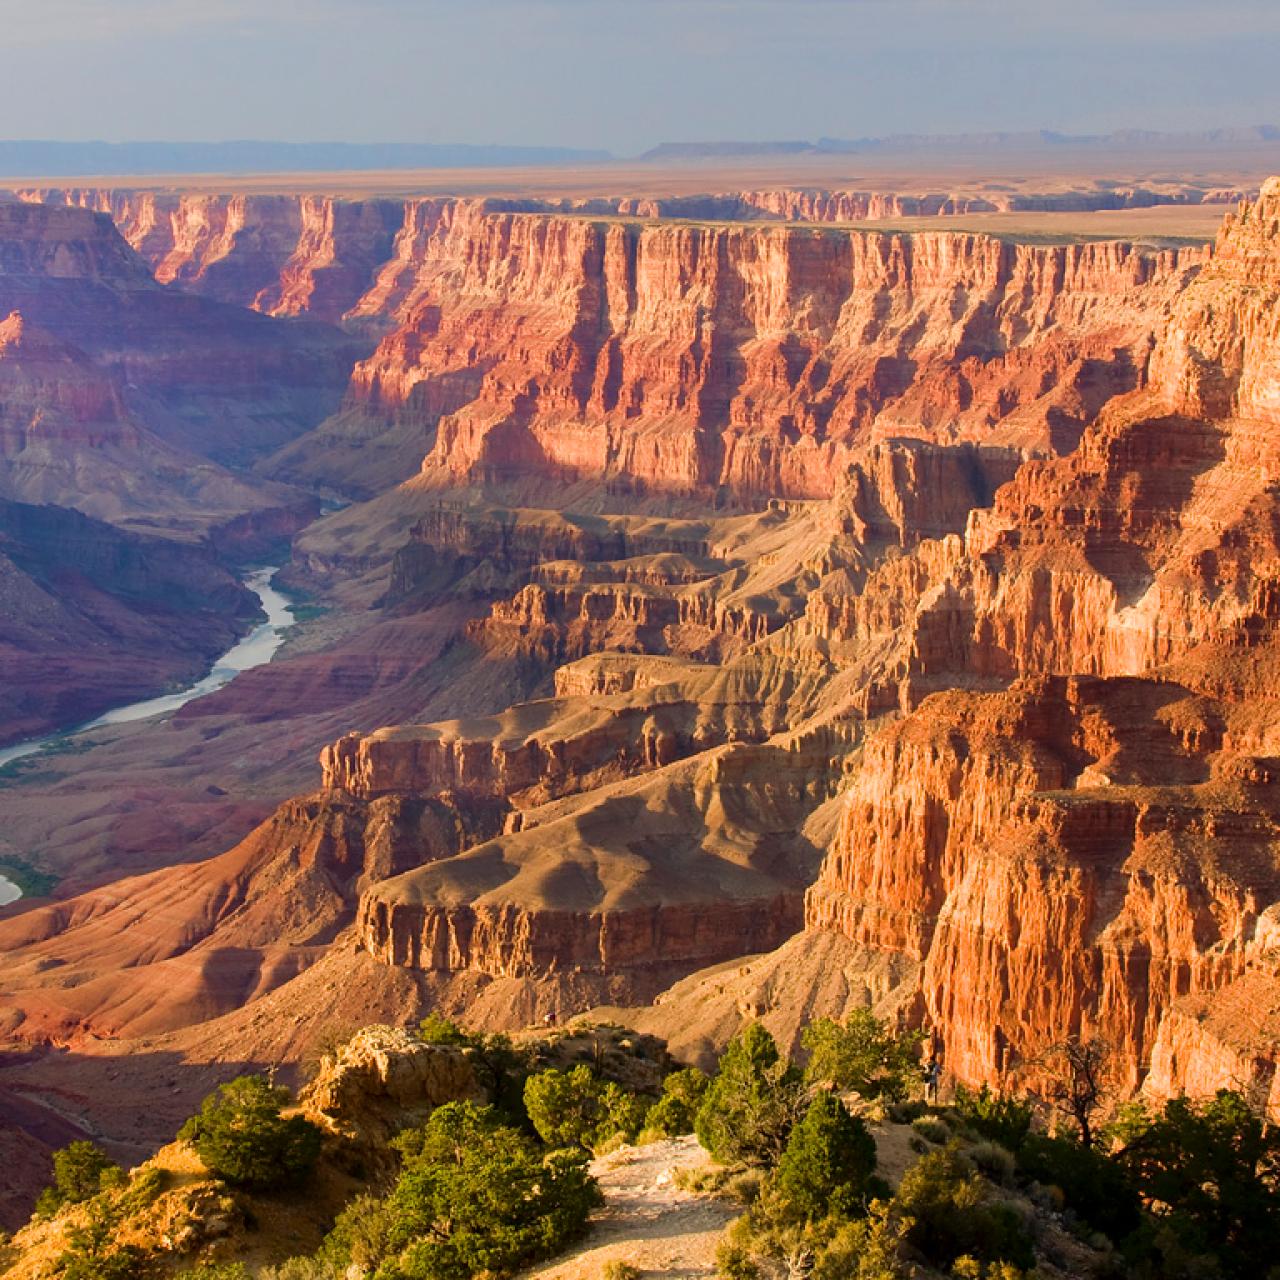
[806,678,1280,1094]
[16,187,1204,498]
[21,189,404,323]
[354,210,1197,498]
[797,180,1280,1104]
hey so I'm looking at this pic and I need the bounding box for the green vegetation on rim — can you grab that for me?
[0,855,57,896]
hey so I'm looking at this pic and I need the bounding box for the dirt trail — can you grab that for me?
[524,1135,737,1279]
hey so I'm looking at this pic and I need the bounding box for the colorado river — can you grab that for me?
[0,565,296,905]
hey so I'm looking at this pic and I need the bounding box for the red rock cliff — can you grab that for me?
[15,189,1206,500]
[349,208,1197,498]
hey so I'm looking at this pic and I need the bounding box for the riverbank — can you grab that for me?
[0,565,297,905]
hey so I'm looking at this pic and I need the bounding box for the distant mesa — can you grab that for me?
[2,127,1279,179]
[640,125,1280,161]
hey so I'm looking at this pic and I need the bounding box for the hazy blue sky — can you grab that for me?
[2,0,1278,155]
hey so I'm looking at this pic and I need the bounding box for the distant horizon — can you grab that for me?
[2,124,1280,179]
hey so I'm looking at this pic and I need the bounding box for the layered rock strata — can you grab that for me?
[0,310,302,538]
[5,185,1280,1135]
[15,180,1239,317]
[0,202,363,469]
[16,188,1206,499]
[347,211,1198,498]
[792,179,1280,1104]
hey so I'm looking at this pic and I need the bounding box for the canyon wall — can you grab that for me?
[0,201,362,469]
[346,211,1198,499]
[0,198,365,742]
[0,497,259,745]
[13,187,1207,500]
[15,180,1241,320]
[805,678,1280,1095]
[0,309,307,538]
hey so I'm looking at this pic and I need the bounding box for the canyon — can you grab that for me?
[2,163,1280,1227]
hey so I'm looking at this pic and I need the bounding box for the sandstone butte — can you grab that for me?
[2,177,1280,1217]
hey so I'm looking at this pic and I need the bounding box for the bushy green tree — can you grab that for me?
[1116,1089,1280,1279]
[523,1064,605,1149]
[696,1024,806,1166]
[599,1080,649,1145]
[645,1066,710,1137]
[776,1091,878,1220]
[417,1013,476,1047]
[718,1185,902,1280]
[34,1140,122,1217]
[522,1065,646,1151]
[954,1085,1033,1152]
[716,1188,826,1280]
[950,1260,1033,1280]
[180,1075,322,1190]
[802,1011,924,1102]
[471,1031,536,1128]
[894,1146,1034,1272]
[308,1192,391,1278]
[375,1101,600,1279]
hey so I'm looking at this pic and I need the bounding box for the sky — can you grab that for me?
[1,0,1278,156]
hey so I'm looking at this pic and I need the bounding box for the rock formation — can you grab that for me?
[342,212,1198,498]
[0,201,363,470]
[0,310,304,538]
[5,180,1280,1198]
[10,185,1208,499]
[775,179,1280,1105]
[300,1025,481,1150]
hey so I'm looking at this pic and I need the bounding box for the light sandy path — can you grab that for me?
[525,1135,738,1279]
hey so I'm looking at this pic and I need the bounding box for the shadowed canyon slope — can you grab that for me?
[0,499,260,746]
[3,178,1280,1224]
